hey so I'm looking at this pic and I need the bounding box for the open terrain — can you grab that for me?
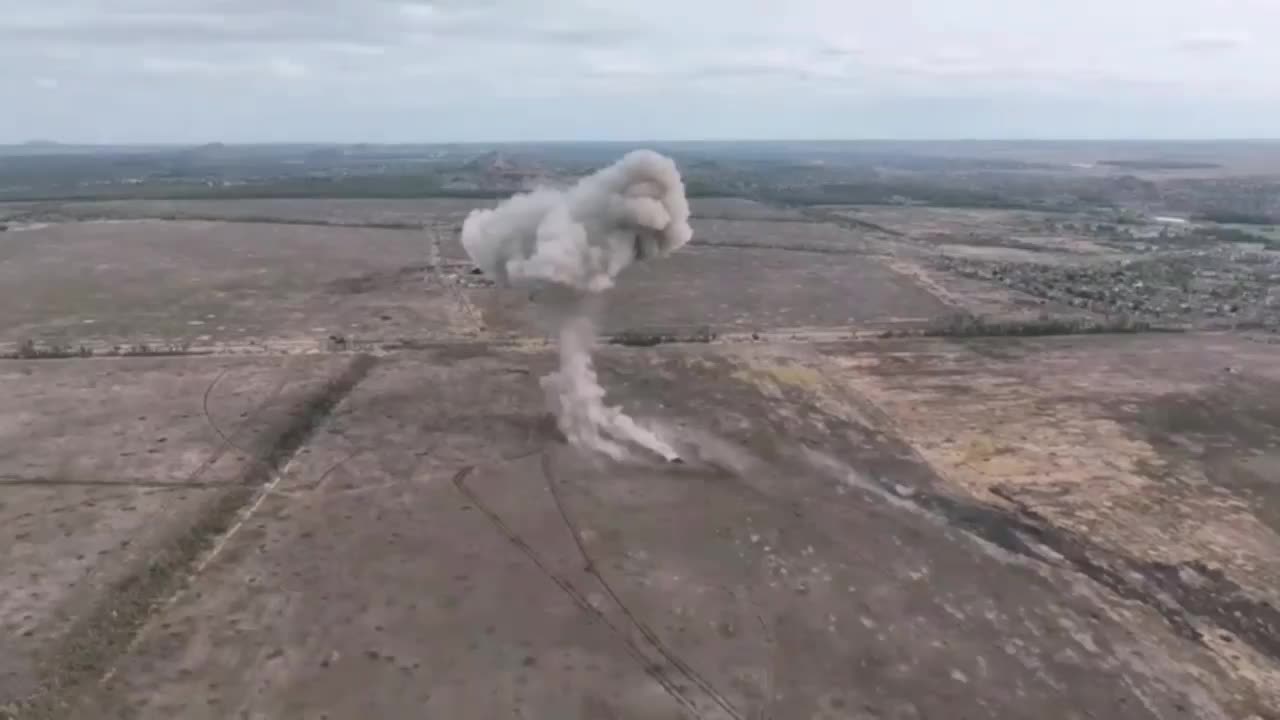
[2,142,1279,719]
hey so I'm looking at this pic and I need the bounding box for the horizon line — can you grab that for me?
[5,137,1280,147]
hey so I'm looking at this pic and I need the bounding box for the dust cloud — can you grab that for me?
[460,150,693,461]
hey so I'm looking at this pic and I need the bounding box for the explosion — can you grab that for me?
[460,150,693,461]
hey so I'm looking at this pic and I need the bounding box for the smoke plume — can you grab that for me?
[460,150,693,461]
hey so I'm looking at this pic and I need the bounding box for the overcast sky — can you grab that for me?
[4,0,1278,143]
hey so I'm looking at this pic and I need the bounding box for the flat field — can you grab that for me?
[2,197,1278,719]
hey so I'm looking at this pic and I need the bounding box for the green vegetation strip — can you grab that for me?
[4,355,376,720]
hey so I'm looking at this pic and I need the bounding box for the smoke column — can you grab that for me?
[460,150,693,461]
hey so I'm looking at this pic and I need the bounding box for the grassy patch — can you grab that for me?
[1,340,210,361]
[882,313,1181,339]
[607,327,717,347]
[3,340,94,359]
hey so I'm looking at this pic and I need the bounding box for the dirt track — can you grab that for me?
[3,214,1279,719]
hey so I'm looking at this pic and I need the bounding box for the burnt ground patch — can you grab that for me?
[1118,375,1280,533]
[853,407,1280,679]
[846,389,1280,678]
[874,419,1280,679]
[688,352,1280,684]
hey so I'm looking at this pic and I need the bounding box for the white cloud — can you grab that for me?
[329,43,388,57]
[267,57,308,79]
[2,0,1280,141]
[34,77,59,89]
[397,2,437,21]
[1175,30,1251,53]
[141,57,224,76]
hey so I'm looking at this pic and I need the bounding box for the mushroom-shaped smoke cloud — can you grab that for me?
[460,150,693,461]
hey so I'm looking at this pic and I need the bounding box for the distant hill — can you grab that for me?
[0,142,173,157]
[1099,159,1222,171]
